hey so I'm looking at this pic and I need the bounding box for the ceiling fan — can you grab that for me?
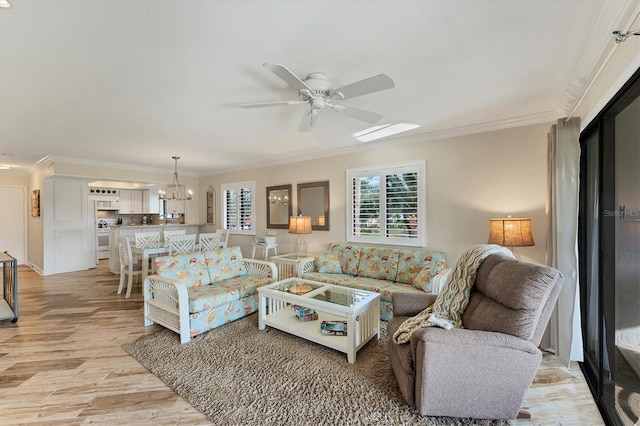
[240,63,395,132]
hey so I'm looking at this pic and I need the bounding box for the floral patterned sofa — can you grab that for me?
[300,243,448,321]
[143,246,277,343]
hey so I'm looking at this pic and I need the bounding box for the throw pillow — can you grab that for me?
[204,246,247,282]
[413,266,434,292]
[316,253,342,274]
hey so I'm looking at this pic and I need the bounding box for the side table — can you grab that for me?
[270,253,315,279]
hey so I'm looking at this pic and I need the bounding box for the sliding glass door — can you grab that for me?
[579,68,640,426]
[612,92,640,425]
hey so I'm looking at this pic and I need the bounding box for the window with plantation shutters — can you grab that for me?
[221,181,255,235]
[347,161,425,246]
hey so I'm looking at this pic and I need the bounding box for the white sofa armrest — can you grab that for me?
[243,259,278,280]
[431,268,452,295]
[143,275,191,343]
[299,257,316,275]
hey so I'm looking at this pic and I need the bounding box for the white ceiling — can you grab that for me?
[0,0,637,176]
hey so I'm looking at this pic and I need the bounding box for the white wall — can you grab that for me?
[200,122,551,266]
[27,164,51,272]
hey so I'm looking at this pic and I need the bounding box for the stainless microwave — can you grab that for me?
[90,196,120,210]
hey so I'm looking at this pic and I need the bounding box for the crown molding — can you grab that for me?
[559,0,640,117]
[207,109,560,177]
[397,110,559,143]
[38,155,198,177]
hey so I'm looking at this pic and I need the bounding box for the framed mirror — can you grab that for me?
[266,184,292,229]
[297,181,329,231]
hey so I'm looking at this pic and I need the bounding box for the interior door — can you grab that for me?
[43,178,95,274]
[0,186,27,264]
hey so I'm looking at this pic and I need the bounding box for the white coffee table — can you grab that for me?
[258,278,380,363]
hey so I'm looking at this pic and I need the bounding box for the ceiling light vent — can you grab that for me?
[354,123,420,142]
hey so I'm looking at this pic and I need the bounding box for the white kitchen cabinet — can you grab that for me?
[144,190,160,214]
[119,189,144,213]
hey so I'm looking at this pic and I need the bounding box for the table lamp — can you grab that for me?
[488,215,534,258]
[289,215,312,254]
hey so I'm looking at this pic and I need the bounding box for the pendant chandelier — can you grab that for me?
[158,156,193,201]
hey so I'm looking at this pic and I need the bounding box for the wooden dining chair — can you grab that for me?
[134,231,160,272]
[163,229,186,247]
[134,231,160,247]
[117,237,143,298]
[198,232,221,252]
[168,234,197,255]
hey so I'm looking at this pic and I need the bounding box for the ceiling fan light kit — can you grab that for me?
[240,63,395,132]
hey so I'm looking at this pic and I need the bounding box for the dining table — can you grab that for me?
[130,241,171,278]
[130,241,202,277]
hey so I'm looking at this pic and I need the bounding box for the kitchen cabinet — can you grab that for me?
[119,190,144,213]
[145,190,160,214]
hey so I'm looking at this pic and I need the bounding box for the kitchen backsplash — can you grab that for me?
[96,210,164,226]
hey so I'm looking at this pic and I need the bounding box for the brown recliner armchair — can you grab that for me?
[387,253,564,419]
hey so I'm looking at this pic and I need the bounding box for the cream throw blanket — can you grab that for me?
[392,244,514,344]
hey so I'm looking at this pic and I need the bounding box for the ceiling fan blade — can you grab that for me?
[330,74,395,100]
[239,100,306,108]
[263,63,314,93]
[298,109,317,132]
[329,102,383,124]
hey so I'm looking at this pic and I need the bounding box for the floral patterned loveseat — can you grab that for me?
[300,243,447,321]
[143,246,277,343]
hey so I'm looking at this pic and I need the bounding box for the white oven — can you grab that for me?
[97,228,110,260]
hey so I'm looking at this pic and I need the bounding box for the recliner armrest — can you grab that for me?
[392,292,437,317]
[410,327,540,354]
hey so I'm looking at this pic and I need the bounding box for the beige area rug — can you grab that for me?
[124,314,509,426]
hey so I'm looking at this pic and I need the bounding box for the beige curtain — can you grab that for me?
[546,117,584,365]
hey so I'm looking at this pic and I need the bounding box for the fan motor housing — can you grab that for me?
[303,72,332,93]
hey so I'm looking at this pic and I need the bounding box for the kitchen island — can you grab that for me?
[108,224,202,274]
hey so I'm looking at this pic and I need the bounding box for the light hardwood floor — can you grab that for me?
[1,261,604,425]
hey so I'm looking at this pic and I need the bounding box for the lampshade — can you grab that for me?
[289,216,312,254]
[488,217,535,247]
[289,216,312,235]
[317,216,326,227]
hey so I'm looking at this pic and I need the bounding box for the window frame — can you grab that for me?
[346,161,426,247]
[221,180,256,235]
